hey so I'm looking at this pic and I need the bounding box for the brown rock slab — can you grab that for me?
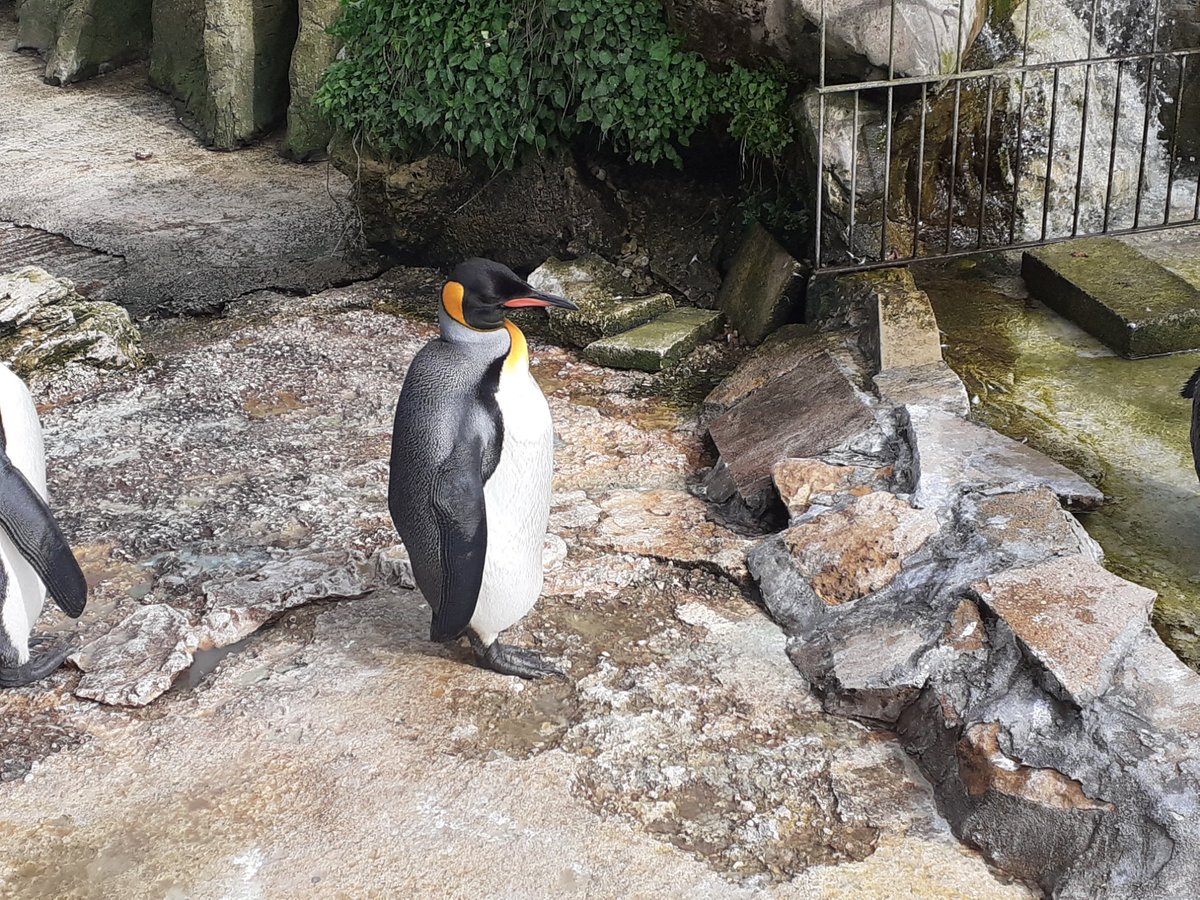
[72,604,198,707]
[716,223,804,344]
[974,555,1157,705]
[708,349,878,501]
[782,492,940,605]
[773,457,894,517]
[701,324,823,422]
[908,406,1104,511]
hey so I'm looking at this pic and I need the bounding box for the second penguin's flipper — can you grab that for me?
[0,446,87,618]
[428,439,488,642]
[0,635,76,689]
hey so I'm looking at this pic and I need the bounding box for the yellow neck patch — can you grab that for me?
[442,281,469,327]
[503,320,528,374]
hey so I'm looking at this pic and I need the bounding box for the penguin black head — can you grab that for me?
[441,258,577,331]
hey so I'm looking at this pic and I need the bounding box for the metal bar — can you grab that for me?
[815,46,1200,96]
[1087,0,1099,59]
[946,80,962,252]
[913,83,927,259]
[1041,68,1061,242]
[1072,61,1093,237]
[1164,57,1186,225]
[1134,0,1162,229]
[815,0,825,268]
[978,76,995,250]
[814,217,1200,275]
[1021,0,1033,67]
[881,85,894,261]
[1103,59,1124,232]
[955,0,966,73]
[1010,69,1028,245]
[849,91,859,252]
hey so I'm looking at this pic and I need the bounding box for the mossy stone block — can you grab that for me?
[584,308,724,372]
[716,223,804,345]
[283,0,342,160]
[1023,238,1200,358]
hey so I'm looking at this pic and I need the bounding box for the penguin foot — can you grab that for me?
[468,634,564,680]
[0,636,75,689]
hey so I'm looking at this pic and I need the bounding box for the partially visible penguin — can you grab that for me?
[1184,366,1200,483]
[0,362,87,688]
[389,258,577,678]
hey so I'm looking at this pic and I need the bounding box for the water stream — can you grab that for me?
[916,255,1200,667]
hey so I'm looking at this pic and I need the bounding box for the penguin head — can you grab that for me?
[441,258,577,331]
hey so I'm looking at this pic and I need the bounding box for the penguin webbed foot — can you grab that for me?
[0,635,75,689]
[468,633,564,680]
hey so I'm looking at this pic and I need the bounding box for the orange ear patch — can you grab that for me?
[503,320,528,374]
[442,281,467,326]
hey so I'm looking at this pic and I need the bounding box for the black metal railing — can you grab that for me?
[812,0,1200,273]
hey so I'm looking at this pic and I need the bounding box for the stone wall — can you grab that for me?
[15,0,152,84]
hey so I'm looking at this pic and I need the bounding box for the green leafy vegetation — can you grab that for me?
[315,0,793,168]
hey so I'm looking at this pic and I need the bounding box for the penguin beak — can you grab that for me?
[502,288,578,311]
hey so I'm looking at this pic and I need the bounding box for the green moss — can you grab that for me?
[584,307,723,372]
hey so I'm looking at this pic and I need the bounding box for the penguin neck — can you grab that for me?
[437,308,527,375]
[502,320,529,376]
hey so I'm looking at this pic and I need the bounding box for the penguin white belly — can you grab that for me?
[0,364,50,658]
[470,368,553,643]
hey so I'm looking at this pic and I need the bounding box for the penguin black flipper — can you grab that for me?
[0,442,87,619]
[428,436,489,641]
[1185,366,1200,482]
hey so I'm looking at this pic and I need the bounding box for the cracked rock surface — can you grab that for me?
[0,19,382,318]
[0,276,1026,898]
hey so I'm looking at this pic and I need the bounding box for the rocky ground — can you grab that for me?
[0,278,1030,898]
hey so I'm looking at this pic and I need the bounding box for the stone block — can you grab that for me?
[873,361,970,417]
[528,254,674,348]
[702,324,825,423]
[282,0,342,160]
[907,406,1104,512]
[715,223,804,345]
[16,0,151,85]
[583,307,723,372]
[1022,238,1200,358]
[772,457,893,518]
[973,555,1156,705]
[876,279,943,370]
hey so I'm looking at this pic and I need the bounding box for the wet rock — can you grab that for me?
[282,0,341,160]
[1022,238,1200,357]
[700,324,822,423]
[15,0,151,85]
[715,223,804,345]
[874,276,942,371]
[150,0,299,149]
[781,492,940,605]
[584,308,724,372]
[72,604,198,707]
[0,266,144,377]
[906,406,1104,512]
[773,458,894,518]
[973,555,1156,705]
[707,345,885,511]
[527,255,674,348]
[873,361,970,418]
[957,487,1102,569]
[591,488,755,583]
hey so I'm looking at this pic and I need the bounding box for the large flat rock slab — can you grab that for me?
[583,307,723,372]
[1022,238,1200,357]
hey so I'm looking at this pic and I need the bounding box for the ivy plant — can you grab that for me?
[315,0,794,168]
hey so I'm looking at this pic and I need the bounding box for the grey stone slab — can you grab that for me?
[716,223,804,345]
[583,307,723,372]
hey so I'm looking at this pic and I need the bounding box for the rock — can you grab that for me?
[591,488,755,583]
[199,552,375,647]
[333,147,625,274]
[282,0,341,160]
[874,276,942,370]
[583,308,724,372]
[527,255,674,348]
[372,545,416,590]
[1022,238,1200,357]
[772,457,894,518]
[15,0,151,84]
[72,604,198,707]
[873,361,970,418]
[781,492,940,605]
[957,487,1103,569]
[973,555,1157,705]
[707,345,883,508]
[663,0,983,78]
[150,0,299,149]
[0,266,144,376]
[905,406,1104,512]
[701,324,822,422]
[715,223,804,345]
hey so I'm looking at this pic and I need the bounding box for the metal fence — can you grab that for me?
[812,0,1200,273]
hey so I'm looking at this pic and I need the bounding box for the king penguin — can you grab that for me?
[388,258,577,678]
[0,362,87,688]
[1184,366,1200,483]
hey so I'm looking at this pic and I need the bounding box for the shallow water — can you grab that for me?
[916,256,1200,667]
